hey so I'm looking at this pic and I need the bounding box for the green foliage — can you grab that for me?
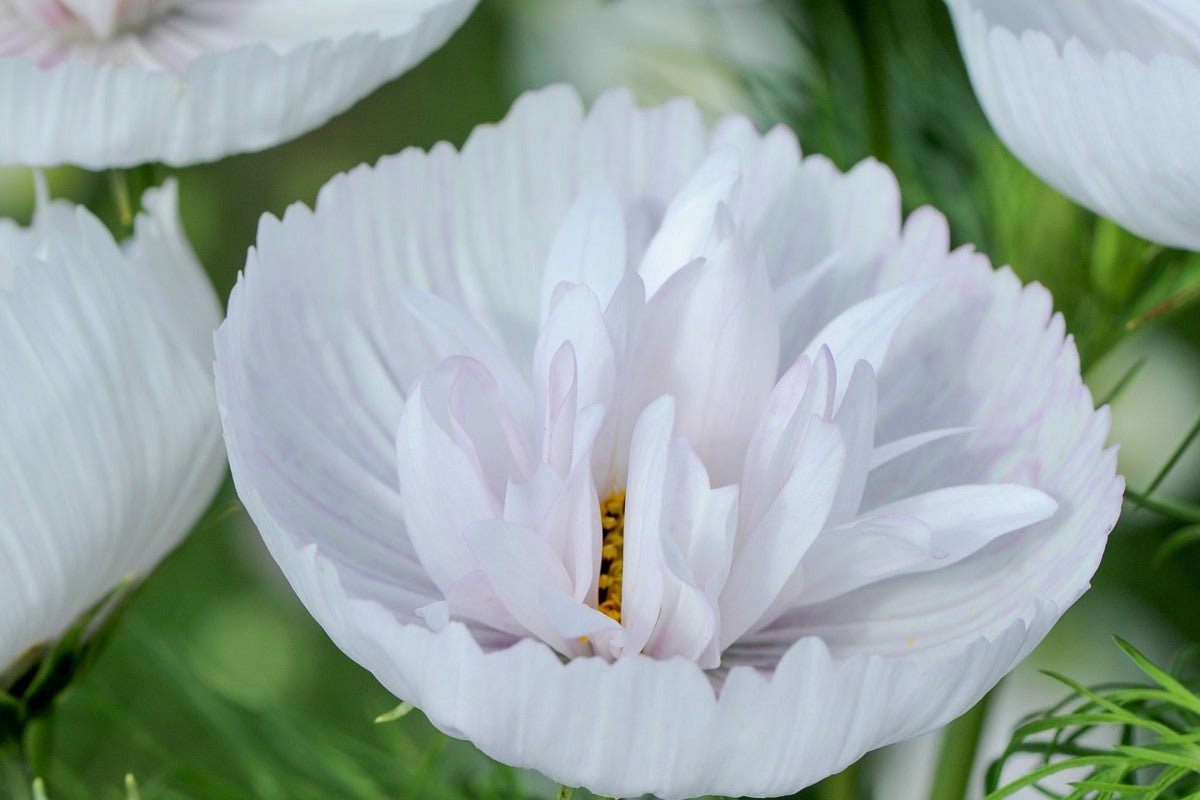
[1,578,136,742]
[986,639,1200,799]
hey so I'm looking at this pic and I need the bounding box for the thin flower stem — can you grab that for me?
[930,689,994,800]
[1125,489,1200,524]
[816,761,861,800]
[107,169,135,229]
[0,734,34,800]
[1124,281,1200,332]
[1144,410,1200,499]
[105,163,167,237]
[556,786,574,800]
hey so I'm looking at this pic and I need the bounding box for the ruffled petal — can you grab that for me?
[216,85,714,623]
[217,85,1124,799]
[947,0,1200,249]
[257,538,1061,800]
[0,0,479,166]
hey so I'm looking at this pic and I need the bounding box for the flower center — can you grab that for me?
[597,490,626,623]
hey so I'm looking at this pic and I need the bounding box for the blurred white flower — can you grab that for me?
[0,0,478,168]
[946,0,1200,250]
[0,180,224,683]
[216,86,1122,799]
[504,0,803,114]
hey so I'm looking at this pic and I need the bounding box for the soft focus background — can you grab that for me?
[6,1,1199,798]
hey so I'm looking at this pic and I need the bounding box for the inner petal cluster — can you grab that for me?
[1,0,211,69]
[396,149,1060,669]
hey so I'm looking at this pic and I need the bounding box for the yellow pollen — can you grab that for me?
[598,490,626,623]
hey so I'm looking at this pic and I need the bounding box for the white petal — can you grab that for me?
[644,438,738,668]
[539,186,627,321]
[720,416,845,644]
[261,539,1062,799]
[629,235,780,485]
[463,520,580,656]
[801,278,936,407]
[532,283,616,434]
[525,455,602,604]
[438,570,525,639]
[217,86,1125,800]
[827,361,878,525]
[217,84,714,627]
[400,288,532,425]
[540,588,621,641]
[870,427,979,470]
[0,0,479,167]
[123,180,222,363]
[739,347,835,534]
[0,187,223,672]
[638,146,742,297]
[947,0,1200,249]
[394,362,500,594]
[619,396,674,655]
[791,515,935,607]
[868,484,1059,561]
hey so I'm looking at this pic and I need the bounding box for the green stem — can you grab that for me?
[816,761,860,800]
[105,164,167,237]
[0,735,34,800]
[929,690,993,800]
[845,0,891,164]
[1126,489,1200,524]
[555,786,574,800]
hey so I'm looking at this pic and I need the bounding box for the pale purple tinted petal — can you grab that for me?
[720,417,845,643]
[619,396,674,654]
[539,185,626,320]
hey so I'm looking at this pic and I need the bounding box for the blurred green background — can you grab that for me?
[4,1,1199,798]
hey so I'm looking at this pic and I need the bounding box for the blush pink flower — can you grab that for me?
[215,86,1123,799]
[0,0,478,168]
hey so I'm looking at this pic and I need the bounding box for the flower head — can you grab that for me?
[0,0,478,168]
[946,0,1200,250]
[216,86,1123,799]
[0,180,224,688]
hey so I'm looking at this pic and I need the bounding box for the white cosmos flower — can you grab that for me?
[0,180,224,681]
[215,86,1124,799]
[0,0,478,168]
[946,0,1200,250]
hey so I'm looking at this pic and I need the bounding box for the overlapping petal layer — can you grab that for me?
[0,181,225,675]
[946,0,1200,250]
[0,0,478,167]
[216,86,1123,798]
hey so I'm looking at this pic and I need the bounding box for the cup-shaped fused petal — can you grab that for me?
[0,180,225,678]
[215,86,1124,799]
[946,0,1200,250]
[0,0,479,168]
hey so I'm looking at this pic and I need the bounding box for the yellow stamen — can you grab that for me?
[598,490,626,623]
